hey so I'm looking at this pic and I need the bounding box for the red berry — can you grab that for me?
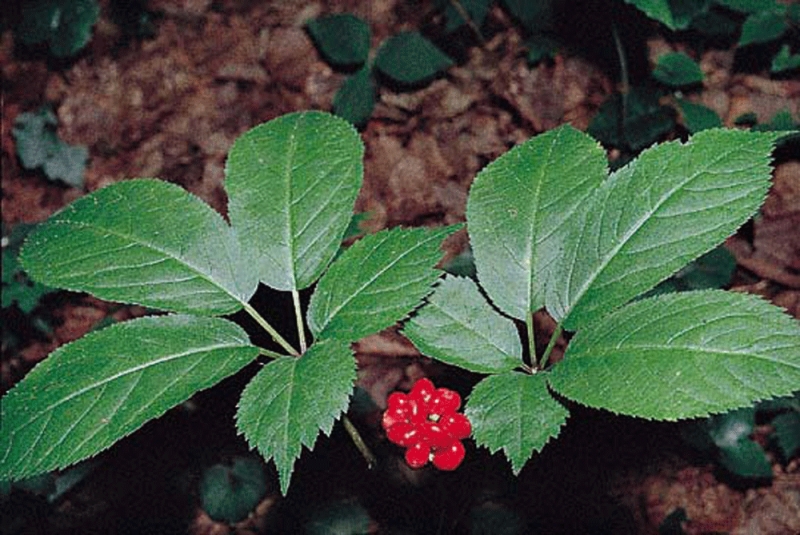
[409,378,436,407]
[405,441,431,469]
[432,440,465,471]
[387,391,411,411]
[429,388,461,416]
[406,397,427,425]
[439,413,471,440]
[418,421,452,448]
[386,422,420,447]
[382,405,408,430]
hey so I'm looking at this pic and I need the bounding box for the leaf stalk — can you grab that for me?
[243,302,300,356]
[539,324,563,369]
[342,415,377,469]
[291,289,308,353]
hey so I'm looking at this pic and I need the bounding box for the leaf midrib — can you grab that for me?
[42,218,244,306]
[563,145,735,324]
[9,341,247,435]
[317,230,440,334]
[572,344,800,367]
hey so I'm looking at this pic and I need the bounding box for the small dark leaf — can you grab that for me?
[738,10,787,46]
[12,107,87,188]
[652,52,704,87]
[307,14,371,67]
[771,45,800,74]
[200,456,268,524]
[502,0,556,32]
[677,99,723,133]
[17,0,100,57]
[658,507,688,535]
[588,88,676,151]
[526,35,560,65]
[333,68,376,127]
[305,500,371,535]
[772,412,800,459]
[375,32,453,84]
[718,440,773,478]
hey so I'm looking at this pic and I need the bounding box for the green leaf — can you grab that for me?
[771,44,800,74]
[306,500,372,535]
[13,108,59,169]
[718,439,772,477]
[588,88,676,151]
[623,0,708,30]
[501,0,556,32]
[306,14,371,67]
[714,0,781,13]
[403,276,522,374]
[17,0,100,57]
[374,31,453,85]
[652,52,704,87]
[773,411,800,459]
[526,35,560,65]
[548,291,800,420]
[333,67,376,127]
[20,179,257,316]
[467,125,607,320]
[308,226,456,342]
[677,99,723,133]
[466,372,569,474]
[738,10,787,46]
[226,111,364,291]
[706,408,773,477]
[42,143,88,188]
[200,456,268,524]
[1,270,53,313]
[707,407,755,449]
[752,110,799,132]
[2,224,55,313]
[546,129,778,331]
[0,314,258,481]
[13,107,88,188]
[236,339,355,495]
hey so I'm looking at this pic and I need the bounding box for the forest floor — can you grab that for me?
[2,1,799,534]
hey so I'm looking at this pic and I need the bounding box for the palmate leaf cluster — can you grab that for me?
[0,112,455,494]
[404,126,800,473]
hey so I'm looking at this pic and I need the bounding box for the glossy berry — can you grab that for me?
[439,413,471,440]
[386,422,419,447]
[409,378,435,407]
[382,405,408,430]
[383,377,471,471]
[429,388,461,415]
[405,441,431,468]
[418,421,452,448]
[432,440,465,471]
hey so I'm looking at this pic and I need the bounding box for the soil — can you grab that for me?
[2,1,799,534]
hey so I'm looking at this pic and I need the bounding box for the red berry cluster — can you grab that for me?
[382,378,471,470]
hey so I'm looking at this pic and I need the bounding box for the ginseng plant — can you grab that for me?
[1,111,799,495]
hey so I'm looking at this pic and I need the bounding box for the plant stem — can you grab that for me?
[342,415,377,469]
[526,311,537,369]
[540,324,563,369]
[611,20,629,142]
[449,0,486,46]
[257,347,286,361]
[243,303,300,357]
[291,289,308,353]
